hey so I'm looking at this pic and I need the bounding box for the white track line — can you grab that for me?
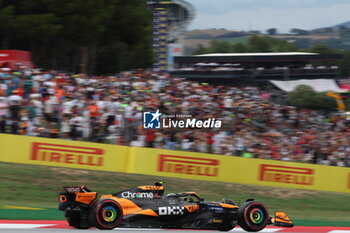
[0,224,54,229]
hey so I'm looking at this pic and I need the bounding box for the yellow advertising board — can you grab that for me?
[0,134,128,173]
[1,134,350,193]
[127,147,350,193]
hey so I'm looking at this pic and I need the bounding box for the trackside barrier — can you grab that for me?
[0,134,128,172]
[127,147,350,193]
[1,134,350,193]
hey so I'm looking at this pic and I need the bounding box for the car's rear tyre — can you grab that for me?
[237,201,268,232]
[89,199,123,230]
[64,208,91,229]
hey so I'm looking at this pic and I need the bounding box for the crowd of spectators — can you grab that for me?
[0,68,349,167]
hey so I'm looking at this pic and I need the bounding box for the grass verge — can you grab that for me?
[1,162,350,226]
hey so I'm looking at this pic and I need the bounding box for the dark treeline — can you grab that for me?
[0,0,153,74]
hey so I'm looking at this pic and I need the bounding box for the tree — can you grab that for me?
[231,43,247,53]
[287,85,316,108]
[193,44,208,55]
[309,44,334,54]
[287,85,337,110]
[338,50,350,77]
[0,5,15,49]
[208,40,231,53]
[273,39,299,52]
[0,0,153,74]
[191,36,298,55]
[338,26,350,39]
[312,92,337,110]
[290,28,309,35]
[266,28,277,35]
[248,36,272,52]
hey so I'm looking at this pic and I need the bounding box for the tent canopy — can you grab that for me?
[270,79,342,92]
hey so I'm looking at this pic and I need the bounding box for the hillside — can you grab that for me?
[181,20,350,54]
[313,21,350,32]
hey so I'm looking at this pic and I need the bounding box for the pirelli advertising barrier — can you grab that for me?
[127,147,350,194]
[1,134,350,193]
[0,134,128,172]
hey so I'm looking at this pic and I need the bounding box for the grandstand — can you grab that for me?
[171,52,343,84]
[147,0,195,71]
[166,0,195,42]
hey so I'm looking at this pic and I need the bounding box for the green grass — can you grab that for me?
[1,162,350,226]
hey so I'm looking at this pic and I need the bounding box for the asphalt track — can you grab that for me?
[0,230,166,233]
[2,229,350,233]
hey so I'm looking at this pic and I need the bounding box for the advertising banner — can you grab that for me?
[0,134,128,172]
[127,147,350,193]
[1,134,349,193]
[127,147,222,181]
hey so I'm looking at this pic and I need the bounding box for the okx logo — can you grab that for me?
[143,109,162,128]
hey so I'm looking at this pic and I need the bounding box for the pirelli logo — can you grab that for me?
[259,164,314,186]
[158,154,219,177]
[30,142,104,166]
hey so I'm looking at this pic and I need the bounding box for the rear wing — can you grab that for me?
[63,186,92,193]
[58,186,97,210]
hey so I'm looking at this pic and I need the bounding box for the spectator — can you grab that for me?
[145,129,156,148]
[130,135,144,147]
[0,68,348,167]
[0,97,8,133]
[7,90,22,121]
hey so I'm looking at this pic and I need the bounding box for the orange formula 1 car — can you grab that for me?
[58,182,293,231]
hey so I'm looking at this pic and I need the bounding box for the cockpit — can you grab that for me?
[166,192,203,203]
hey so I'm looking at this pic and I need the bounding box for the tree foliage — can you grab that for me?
[290,28,309,35]
[193,36,298,55]
[266,28,277,35]
[309,44,335,54]
[307,44,350,77]
[338,50,350,77]
[0,0,153,74]
[287,85,338,110]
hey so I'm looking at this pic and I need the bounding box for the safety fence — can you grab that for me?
[1,134,349,193]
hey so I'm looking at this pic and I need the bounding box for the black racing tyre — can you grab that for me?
[66,216,90,229]
[237,201,268,232]
[89,199,123,230]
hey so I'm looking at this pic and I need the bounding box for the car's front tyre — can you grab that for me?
[237,201,268,232]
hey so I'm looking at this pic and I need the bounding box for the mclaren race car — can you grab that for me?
[58,182,293,231]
